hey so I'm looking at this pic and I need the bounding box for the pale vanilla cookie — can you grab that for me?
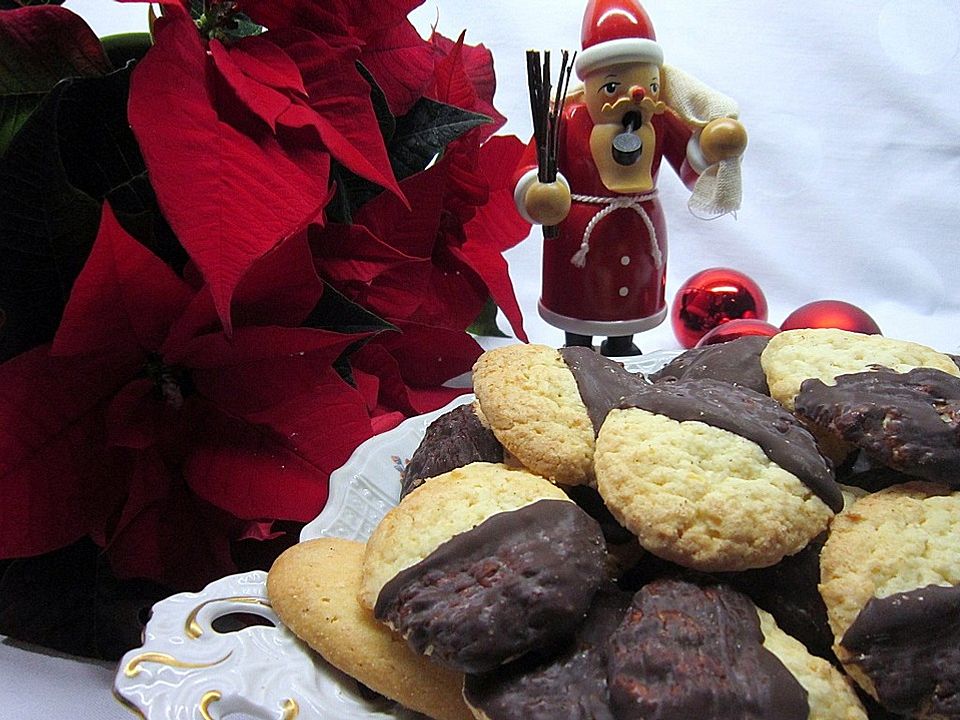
[595,380,840,572]
[472,343,596,485]
[756,607,868,720]
[360,462,607,674]
[760,328,960,411]
[266,538,473,720]
[360,462,572,607]
[819,482,960,718]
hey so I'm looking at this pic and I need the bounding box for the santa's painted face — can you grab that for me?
[583,61,662,126]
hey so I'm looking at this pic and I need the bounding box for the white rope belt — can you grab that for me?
[569,192,660,269]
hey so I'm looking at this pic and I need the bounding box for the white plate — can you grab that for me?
[113,350,679,720]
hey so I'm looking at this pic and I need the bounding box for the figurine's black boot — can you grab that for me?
[564,332,594,349]
[600,335,641,357]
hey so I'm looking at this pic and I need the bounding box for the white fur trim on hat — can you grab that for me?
[575,37,663,79]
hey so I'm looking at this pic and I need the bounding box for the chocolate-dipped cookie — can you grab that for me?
[795,367,960,488]
[360,462,607,674]
[463,584,630,720]
[266,538,474,720]
[760,328,959,412]
[595,379,841,572]
[563,484,645,576]
[718,533,835,663]
[472,343,646,485]
[401,401,503,498]
[465,577,864,720]
[819,482,960,718]
[650,334,771,395]
[606,579,865,720]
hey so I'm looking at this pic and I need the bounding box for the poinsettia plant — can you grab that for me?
[0,0,529,658]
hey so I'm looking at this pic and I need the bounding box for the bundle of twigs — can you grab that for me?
[525,49,575,237]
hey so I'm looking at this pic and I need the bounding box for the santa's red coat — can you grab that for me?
[516,101,700,336]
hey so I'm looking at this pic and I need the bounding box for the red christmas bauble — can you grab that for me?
[780,300,881,335]
[696,318,781,347]
[671,268,768,348]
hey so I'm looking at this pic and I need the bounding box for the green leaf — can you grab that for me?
[49,63,187,273]
[302,281,397,387]
[389,97,490,179]
[467,296,509,338]
[0,2,66,8]
[0,5,111,156]
[302,281,396,336]
[0,538,170,661]
[329,96,491,221]
[196,1,264,44]
[0,83,99,361]
[326,63,395,225]
[0,92,36,154]
[0,65,186,362]
[100,32,153,69]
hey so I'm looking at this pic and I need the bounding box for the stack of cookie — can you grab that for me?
[267,328,960,720]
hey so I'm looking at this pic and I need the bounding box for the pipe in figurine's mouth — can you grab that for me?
[612,112,643,166]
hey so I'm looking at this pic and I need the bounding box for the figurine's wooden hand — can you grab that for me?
[699,117,748,165]
[523,180,572,226]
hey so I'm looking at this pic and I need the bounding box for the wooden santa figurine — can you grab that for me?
[515,0,748,355]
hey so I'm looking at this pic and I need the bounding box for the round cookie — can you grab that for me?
[472,343,595,485]
[718,532,835,662]
[595,380,840,572]
[756,607,868,720]
[795,367,960,487]
[464,580,865,720]
[462,584,630,720]
[472,343,646,485]
[605,579,865,720]
[650,334,771,395]
[401,400,504,498]
[266,537,473,720]
[819,482,960,718]
[760,328,960,411]
[361,462,608,674]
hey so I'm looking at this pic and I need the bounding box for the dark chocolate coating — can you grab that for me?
[619,379,843,512]
[463,585,631,720]
[841,583,960,718]
[717,533,835,662]
[375,499,607,674]
[606,579,809,720]
[401,403,503,498]
[649,335,771,395]
[558,346,649,434]
[563,484,634,545]
[795,367,960,488]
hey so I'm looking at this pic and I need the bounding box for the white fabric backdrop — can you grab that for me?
[4,0,959,717]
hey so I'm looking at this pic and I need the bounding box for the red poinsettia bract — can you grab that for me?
[239,0,436,116]
[312,132,530,391]
[0,204,379,588]
[0,1,532,592]
[127,3,405,335]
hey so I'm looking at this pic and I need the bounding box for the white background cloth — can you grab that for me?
[4,0,959,717]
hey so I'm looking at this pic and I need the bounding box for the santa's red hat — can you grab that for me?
[575,0,663,79]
